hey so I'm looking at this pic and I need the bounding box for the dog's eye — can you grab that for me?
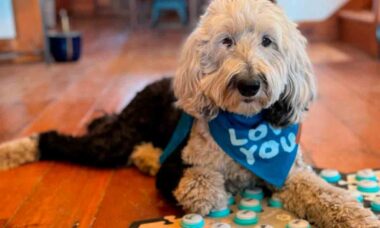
[262,36,272,47]
[222,37,234,48]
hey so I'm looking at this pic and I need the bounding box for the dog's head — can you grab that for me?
[173,0,316,127]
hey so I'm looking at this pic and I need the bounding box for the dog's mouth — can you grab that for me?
[243,98,254,103]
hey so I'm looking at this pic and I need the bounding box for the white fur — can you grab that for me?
[0,136,39,170]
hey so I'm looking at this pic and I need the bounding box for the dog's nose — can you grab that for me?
[237,79,261,97]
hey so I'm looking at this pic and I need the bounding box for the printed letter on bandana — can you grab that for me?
[269,125,282,135]
[259,140,279,159]
[280,133,297,153]
[248,124,268,141]
[229,128,248,146]
[240,145,258,165]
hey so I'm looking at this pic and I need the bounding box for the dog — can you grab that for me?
[0,0,379,227]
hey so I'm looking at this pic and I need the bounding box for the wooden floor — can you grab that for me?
[0,18,379,227]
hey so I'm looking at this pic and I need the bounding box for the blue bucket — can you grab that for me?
[48,31,82,62]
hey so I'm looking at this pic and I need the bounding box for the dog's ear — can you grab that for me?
[265,29,316,127]
[173,31,218,119]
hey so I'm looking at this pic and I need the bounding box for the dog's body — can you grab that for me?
[0,78,179,170]
[0,0,379,227]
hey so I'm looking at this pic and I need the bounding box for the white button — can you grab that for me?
[350,191,364,202]
[371,196,380,211]
[358,169,375,177]
[359,180,378,187]
[373,196,380,204]
[210,206,229,212]
[358,180,380,193]
[211,223,231,228]
[240,198,261,207]
[245,187,263,195]
[320,169,339,178]
[243,187,264,200]
[357,169,376,179]
[182,214,203,224]
[269,196,283,207]
[236,210,257,220]
[287,219,310,228]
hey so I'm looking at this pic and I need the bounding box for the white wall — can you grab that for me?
[0,0,16,40]
[277,0,348,22]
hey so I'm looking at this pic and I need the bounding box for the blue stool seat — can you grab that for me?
[151,0,188,26]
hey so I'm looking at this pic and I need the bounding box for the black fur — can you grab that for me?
[263,95,294,128]
[38,78,181,167]
[156,137,191,203]
[36,76,294,202]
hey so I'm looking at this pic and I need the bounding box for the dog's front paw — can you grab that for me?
[174,167,227,216]
[342,208,380,228]
[278,170,380,228]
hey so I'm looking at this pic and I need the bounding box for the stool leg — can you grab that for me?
[177,7,187,25]
[151,8,161,27]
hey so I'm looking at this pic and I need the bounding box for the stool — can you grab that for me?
[151,0,188,26]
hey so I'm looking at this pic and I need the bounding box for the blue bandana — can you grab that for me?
[160,111,300,188]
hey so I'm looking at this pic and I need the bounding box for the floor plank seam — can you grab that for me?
[4,164,54,227]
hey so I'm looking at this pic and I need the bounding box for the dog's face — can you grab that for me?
[174,0,316,127]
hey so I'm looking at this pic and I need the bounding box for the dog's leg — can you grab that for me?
[0,136,39,170]
[0,78,181,170]
[276,168,380,227]
[174,167,228,216]
[129,143,162,176]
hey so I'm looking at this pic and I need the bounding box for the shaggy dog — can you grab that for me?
[0,0,379,227]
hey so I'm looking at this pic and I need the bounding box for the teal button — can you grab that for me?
[357,194,364,203]
[357,175,378,181]
[238,204,262,212]
[227,193,235,206]
[320,169,341,183]
[371,197,380,212]
[238,198,262,212]
[351,191,364,203]
[242,188,264,200]
[233,210,258,226]
[208,207,230,218]
[181,214,205,228]
[356,169,378,181]
[268,197,283,208]
[357,180,380,193]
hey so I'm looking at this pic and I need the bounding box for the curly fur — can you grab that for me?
[0,136,39,170]
[174,0,316,126]
[130,142,162,176]
[0,0,378,227]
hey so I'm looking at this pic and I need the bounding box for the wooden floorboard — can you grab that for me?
[315,64,380,157]
[92,169,181,228]
[6,164,112,228]
[0,18,379,227]
[0,163,51,226]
